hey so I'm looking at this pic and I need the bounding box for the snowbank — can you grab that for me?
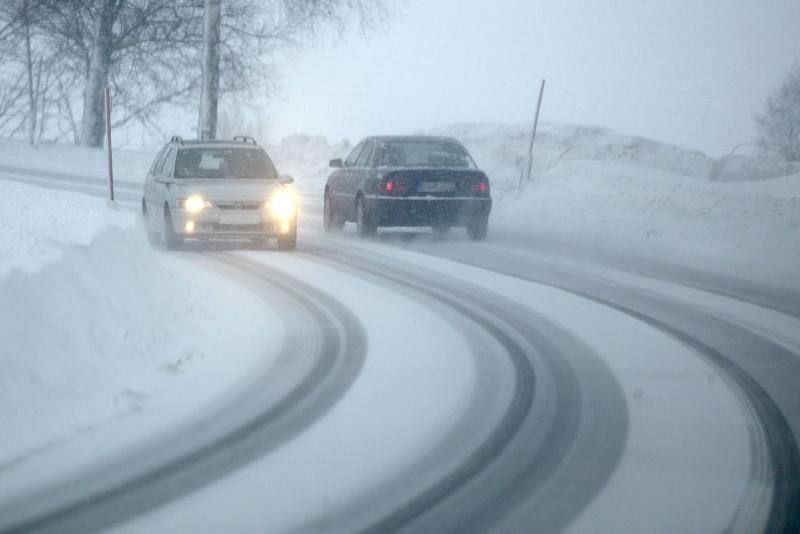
[0,180,136,274]
[430,122,715,195]
[0,179,275,472]
[494,160,800,287]
[423,123,798,288]
[0,138,154,186]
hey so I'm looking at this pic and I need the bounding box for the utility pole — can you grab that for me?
[198,0,222,140]
[23,0,36,147]
[524,79,546,182]
[104,84,115,202]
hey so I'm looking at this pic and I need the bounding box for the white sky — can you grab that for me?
[264,0,800,156]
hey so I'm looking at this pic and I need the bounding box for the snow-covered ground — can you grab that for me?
[0,179,277,492]
[0,126,796,531]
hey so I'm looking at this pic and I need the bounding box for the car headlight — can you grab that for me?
[265,190,296,219]
[177,195,213,213]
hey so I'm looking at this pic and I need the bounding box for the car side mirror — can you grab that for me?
[329,158,343,168]
[280,174,294,185]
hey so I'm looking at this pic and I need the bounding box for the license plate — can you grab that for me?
[219,211,261,225]
[418,181,455,193]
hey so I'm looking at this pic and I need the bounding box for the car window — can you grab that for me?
[155,147,174,176]
[355,141,374,168]
[149,146,168,175]
[160,148,178,177]
[174,148,279,179]
[379,139,476,169]
[344,141,365,167]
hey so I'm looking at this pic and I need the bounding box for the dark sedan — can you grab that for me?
[323,136,492,239]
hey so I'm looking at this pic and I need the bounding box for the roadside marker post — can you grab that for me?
[104,84,116,207]
[518,78,546,192]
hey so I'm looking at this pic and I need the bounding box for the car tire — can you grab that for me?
[466,215,488,241]
[277,226,297,251]
[323,191,345,233]
[356,196,377,238]
[164,208,184,250]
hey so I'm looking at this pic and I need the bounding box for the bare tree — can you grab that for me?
[198,0,393,140]
[1,0,393,147]
[33,0,204,147]
[0,0,50,145]
[756,63,800,162]
[199,0,221,139]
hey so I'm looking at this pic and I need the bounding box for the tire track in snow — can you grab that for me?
[0,254,367,534]
[299,241,629,533]
[372,236,800,532]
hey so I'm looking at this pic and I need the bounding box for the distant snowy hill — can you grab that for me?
[430,122,714,189]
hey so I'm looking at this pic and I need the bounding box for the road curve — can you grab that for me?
[322,231,800,532]
[0,254,367,534]
[295,241,628,533]
[2,167,798,532]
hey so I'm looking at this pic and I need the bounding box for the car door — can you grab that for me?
[144,146,168,226]
[352,140,375,197]
[336,140,365,221]
[151,147,176,231]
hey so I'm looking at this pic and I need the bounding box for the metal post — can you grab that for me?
[104,84,114,202]
[525,79,546,182]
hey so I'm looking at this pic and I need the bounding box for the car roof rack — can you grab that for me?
[170,135,184,145]
[233,135,257,145]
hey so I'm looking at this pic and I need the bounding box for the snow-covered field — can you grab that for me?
[0,179,277,491]
[0,124,797,531]
[1,121,797,465]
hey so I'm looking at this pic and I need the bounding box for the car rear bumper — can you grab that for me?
[364,195,491,227]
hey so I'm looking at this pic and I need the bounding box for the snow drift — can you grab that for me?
[0,180,273,469]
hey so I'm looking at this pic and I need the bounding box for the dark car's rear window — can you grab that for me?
[379,140,476,169]
[175,148,278,179]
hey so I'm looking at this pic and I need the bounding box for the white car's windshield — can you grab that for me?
[175,148,278,179]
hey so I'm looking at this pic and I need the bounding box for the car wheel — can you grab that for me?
[164,208,184,250]
[431,224,450,236]
[356,197,377,238]
[277,226,297,251]
[323,191,345,233]
[466,215,488,241]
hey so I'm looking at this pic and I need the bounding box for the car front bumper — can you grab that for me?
[364,195,491,227]
[172,208,295,239]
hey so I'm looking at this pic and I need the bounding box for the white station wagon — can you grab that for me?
[142,136,297,250]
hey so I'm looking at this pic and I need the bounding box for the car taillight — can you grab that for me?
[467,177,490,193]
[380,175,409,193]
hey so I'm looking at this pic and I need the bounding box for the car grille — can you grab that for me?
[215,223,265,231]
[216,201,263,210]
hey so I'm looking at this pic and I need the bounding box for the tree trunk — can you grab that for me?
[80,0,114,148]
[23,0,35,147]
[198,0,221,140]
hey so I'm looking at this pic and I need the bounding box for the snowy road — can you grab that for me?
[1,168,799,532]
